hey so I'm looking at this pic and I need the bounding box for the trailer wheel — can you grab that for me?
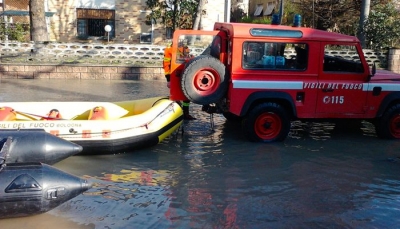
[242,102,290,142]
[376,104,400,139]
[181,55,228,105]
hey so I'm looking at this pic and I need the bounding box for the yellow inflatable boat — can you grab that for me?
[0,97,183,155]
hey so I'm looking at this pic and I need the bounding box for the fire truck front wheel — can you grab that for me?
[376,104,400,139]
[242,102,290,142]
[181,55,228,105]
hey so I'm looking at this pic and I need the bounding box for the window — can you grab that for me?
[250,29,303,38]
[5,174,42,193]
[254,5,263,17]
[263,3,275,16]
[323,44,364,73]
[242,42,308,70]
[76,8,115,39]
[140,33,152,43]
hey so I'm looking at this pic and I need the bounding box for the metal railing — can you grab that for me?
[0,42,166,66]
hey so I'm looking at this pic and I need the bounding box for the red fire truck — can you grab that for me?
[168,22,400,142]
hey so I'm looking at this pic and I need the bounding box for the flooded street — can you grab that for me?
[1,79,400,229]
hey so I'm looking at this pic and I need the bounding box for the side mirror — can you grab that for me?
[372,62,376,76]
[368,62,376,81]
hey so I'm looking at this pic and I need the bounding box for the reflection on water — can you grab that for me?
[290,120,335,141]
[52,177,172,228]
[1,80,400,228]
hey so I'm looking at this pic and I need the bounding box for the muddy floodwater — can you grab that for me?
[1,79,400,229]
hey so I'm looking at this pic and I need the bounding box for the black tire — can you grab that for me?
[222,112,242,123]
[376,104,400,139]
[242,102,290,142]
[181,55,228,105]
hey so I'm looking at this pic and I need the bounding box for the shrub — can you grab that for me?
[239,16,272,24]
[0,20,29,42]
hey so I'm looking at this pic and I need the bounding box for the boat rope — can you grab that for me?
[151,97,170,107]
[14,110,65,120]
[139,101,177,129]
[209,113,215,131]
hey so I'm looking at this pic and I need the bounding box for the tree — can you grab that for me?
[281,0,301,26]
[145,0,203,31]
[297,0,360,33]
[296,0,392,36]
[230,0,246,22]
[363,3,400,49]
[29,0,48,41]
[238,0,298,26]
[193,0,206,30]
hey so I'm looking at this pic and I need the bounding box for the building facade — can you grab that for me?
[1,0,226,44]
[50,0,226,43]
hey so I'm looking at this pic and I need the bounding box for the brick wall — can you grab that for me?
[113,1,164,44]
[0,65,164,80]
[49,1,76,42]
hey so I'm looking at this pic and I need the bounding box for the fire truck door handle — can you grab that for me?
[322,88,334,92]
[372,87,382,96]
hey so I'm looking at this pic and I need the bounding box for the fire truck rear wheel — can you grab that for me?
[242,102,290,142]
[376,104,400,139]
[181,55,228,105]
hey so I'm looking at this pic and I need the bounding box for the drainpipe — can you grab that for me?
[278,0,284,24]
[225,0,231,22]
[358,0,370,48]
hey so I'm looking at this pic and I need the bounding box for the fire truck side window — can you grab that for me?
[242,42,308,71]
[323,44,364,73]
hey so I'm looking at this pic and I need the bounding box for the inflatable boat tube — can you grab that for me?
[0,162,91,219]
[0,129,82,165]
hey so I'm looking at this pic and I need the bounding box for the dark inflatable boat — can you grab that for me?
[0,161,91,218]
[0,129,82,164]
[0,138,90,218]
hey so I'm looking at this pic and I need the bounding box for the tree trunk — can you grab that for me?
[172,0,178,31]
[29,0,48,41]
[192,0,205,30]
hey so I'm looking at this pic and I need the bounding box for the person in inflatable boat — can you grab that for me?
[163,42,196,120]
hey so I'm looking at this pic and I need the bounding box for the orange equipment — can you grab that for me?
[0,107,16,121]
[163,46,173,75]
[88,106,109,120]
